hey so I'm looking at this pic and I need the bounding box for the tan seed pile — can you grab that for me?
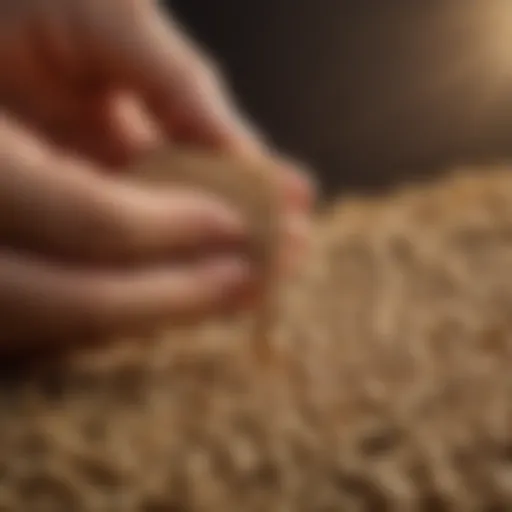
[1,165,512,510]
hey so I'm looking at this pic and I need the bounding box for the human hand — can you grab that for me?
[0,116,264,351]
[0,0,314,275]
[0,0,315,351]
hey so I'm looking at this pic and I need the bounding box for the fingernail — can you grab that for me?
[282,163,318,211]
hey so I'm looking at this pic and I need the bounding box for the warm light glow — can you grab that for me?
[479,2,512,83]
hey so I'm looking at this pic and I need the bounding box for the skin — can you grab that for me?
[0,0,315,352]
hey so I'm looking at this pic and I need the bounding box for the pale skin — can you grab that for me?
[0,0,314,350]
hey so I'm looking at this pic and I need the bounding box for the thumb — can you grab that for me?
[98,2,264,153]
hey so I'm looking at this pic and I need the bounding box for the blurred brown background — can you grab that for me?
[166,0,512,196]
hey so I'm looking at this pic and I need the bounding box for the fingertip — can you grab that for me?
[274,158,318,212]
[243,150,318,212]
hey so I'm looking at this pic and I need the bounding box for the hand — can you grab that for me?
[0,116,258,351]
[0,0,315,352]
[0,0,314,272]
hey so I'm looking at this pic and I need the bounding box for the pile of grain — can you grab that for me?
[2,167,512,511]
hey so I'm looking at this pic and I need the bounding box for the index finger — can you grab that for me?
[98,2,264,155]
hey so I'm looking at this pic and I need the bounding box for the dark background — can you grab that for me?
[165,0,512,196]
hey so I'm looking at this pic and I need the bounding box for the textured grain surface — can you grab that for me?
[2,167,512,510]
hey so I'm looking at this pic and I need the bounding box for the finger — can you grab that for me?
[263,156,317,213]
[0,125,247,265]
[37,92,162,168]
[0,250,253,352]
[95,1,265,154]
